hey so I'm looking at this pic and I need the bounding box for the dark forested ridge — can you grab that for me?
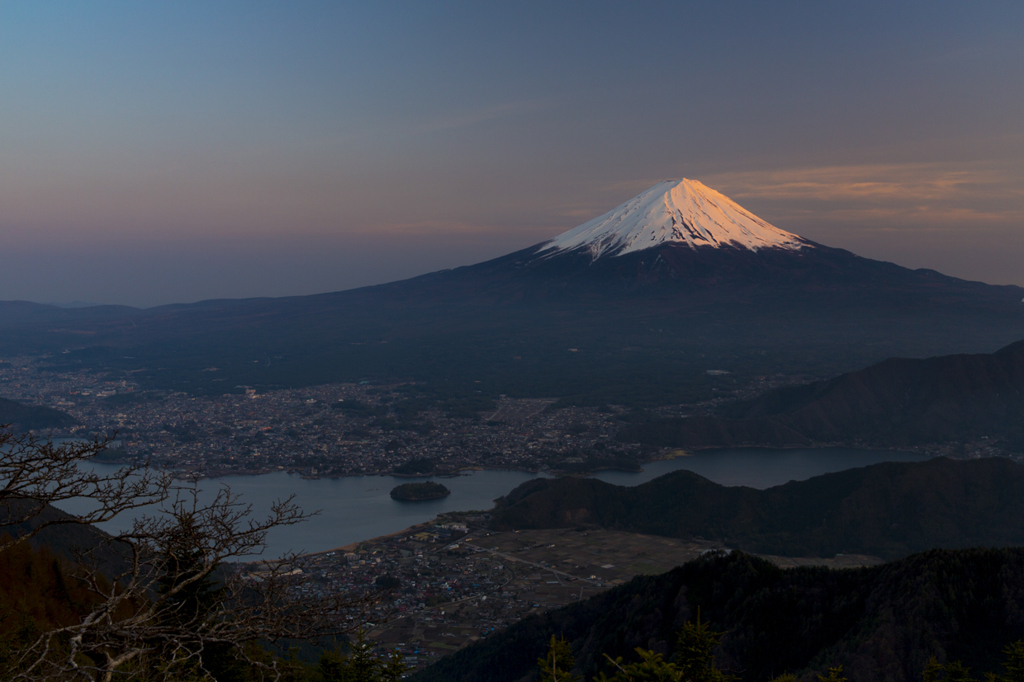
[490,457,1024,560]
[618,339,1024,448]
[0,539,103,658]
[411,548,1024,682]
[0,398,76,432]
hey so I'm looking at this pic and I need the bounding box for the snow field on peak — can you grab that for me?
[540,179,809,259]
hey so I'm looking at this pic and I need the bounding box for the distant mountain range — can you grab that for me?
[2,180,1022,405]
[490,457,1024,560]
[618,339,1024,450]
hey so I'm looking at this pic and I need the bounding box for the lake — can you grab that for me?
[61,447,928,558]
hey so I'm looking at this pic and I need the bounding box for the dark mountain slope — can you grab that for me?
[0,398,76,432]
[410,548,1024,682]
[3,242,1022,405]
[490,457,1024,560]
[619,339,1024,447]
[0,540,105,649]
[1,501,127,576]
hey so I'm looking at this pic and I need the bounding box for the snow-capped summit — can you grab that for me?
[539,178,809,260]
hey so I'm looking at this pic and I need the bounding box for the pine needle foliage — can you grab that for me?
[674,607,734,682]
[537,635,581,682]
[317,629,407,682]
[817,666,847,682]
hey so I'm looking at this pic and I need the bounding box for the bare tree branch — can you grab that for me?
[0,426,171,554]
[9,480,375,682]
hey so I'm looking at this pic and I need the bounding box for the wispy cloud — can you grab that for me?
[706,163,1011,202]
[703,163,1024,227]
[793,205,1013,228]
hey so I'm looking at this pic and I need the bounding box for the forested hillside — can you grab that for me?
[0,539,103,670]
[411,548,1024,682]
[490,457,1024,560]
[0,398,76,432]
[618,339,1024,449]
[0,501,130,578]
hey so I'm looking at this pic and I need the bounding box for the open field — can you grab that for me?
[361,526,884,669]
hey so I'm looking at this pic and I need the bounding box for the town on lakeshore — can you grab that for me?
[0,355,996,482]
[0,355,776,477]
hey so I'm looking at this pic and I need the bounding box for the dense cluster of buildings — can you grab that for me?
[0,355,658,478]
[269,516,509,669]
[3,354,991,480]
[274,514,610,671]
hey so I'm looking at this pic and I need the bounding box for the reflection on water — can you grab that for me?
[58,448,927,558]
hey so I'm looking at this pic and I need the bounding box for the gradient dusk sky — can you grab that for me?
[2,1,1022,307]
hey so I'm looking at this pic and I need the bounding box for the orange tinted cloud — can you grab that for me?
[703,163,1023,227]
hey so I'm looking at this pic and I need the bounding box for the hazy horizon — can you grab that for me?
[2,1,1022,307]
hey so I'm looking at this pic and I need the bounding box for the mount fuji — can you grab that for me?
[413,178,999,297]
[540,178,809,258]
[2,180,1022,404]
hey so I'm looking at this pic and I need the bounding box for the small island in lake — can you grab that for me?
[390,481,451,501]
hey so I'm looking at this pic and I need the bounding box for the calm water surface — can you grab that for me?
[62,448,927,557]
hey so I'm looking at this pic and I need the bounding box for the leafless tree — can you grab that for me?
[1,429,375,681]
[11,485,372,681]
[0,426,170,554]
